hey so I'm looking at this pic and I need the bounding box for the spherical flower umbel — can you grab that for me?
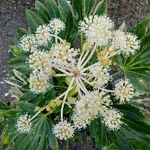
[74,90,111,128]
[29,50,52,74]
[114,79,134,103]
[53,120,74,140]
[49,18,65,35]
[29,72,50,93]
[19,34,37,53]
[102,108,123,130]
[79,15,114,46]
[36,24,52,46]
[51,42,78,67]
[89,63,110,88]
[72,113,90,129]
[112,30,140,55]
[16,113,32,134]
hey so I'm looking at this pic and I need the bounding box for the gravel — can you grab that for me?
[0,0,150,149]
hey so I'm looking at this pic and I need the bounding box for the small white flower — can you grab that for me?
[19,34,37,52]
[49,18,65,34]
[112,30,140,55]
[74,91,111,122]
[72,113,90,129]
[16,113,32,134]
[125,33,140,55]
[114,79,134,103]
[102,108,123,130]
[29,51,53,75]
[53,120,74,140]
[89,63,110,88]
[51,42,78,67]
[79,15,114,46]
[36,25,52,46]
[29,72,50,93]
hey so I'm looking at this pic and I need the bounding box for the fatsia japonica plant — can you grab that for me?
[1,0,150,149]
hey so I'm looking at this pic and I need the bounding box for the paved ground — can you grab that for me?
[0,0,150,149]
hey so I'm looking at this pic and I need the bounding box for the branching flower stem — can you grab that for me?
[81,62,99,73]
[29,106,47,121]
[50,34,64,43]
[78,50,90,67]
[76,78,82,98]
[80,44,96,69]
[78,78,89,94]
[77,51,85,67]
[55,66,72,76]
[61,77,75,122]
[80,76,93,86]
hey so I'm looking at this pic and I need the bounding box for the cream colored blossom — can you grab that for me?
[114,79,134,103]
[16,113,32,134]
[53,120,74,140]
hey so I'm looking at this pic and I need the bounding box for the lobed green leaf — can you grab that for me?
[45,0,61,19]
[93,0,107,15]
[26,9,44,33]
[35,0,50,23]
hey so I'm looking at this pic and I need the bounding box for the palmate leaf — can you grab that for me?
[20,88,55,106]
[90,118,108,149]
[12,114,58,150]
[93,0,107,15]
[72,0,107,20]
[45,0,61,19]
[115,16,150,92]
[130,16,150,39]
[26,9,44,33]
[0,101,58,150]
[116,34,150,92]
[35,0,50,23]
[111,131,134,150]
[57,0,72,22]
[110,104,150,150]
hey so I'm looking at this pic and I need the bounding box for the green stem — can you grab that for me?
[105,143,115,150]
[111,70,122,77]
[80,33,83,49]
[65,138,69,150]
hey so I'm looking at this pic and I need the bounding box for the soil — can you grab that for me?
[0,0,150,150]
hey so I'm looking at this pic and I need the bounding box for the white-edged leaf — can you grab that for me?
[13,69,28,84]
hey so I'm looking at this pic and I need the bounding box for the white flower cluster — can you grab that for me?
[102,109,123,130]
[112,30,140,55]
[72,91,111,129]
[79,15,140,56]
[114,79,134,103]
[19,18,65,52]
[53,120,74,140]
[19,34,37,52]
[89,63,110,88]
[15,15,138,138]
[49,18,65,34]
[50,42,78,67]
[29,71,50,93]
[36,24,52,46]
[79,15,113,47]
[16,113,32,134]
